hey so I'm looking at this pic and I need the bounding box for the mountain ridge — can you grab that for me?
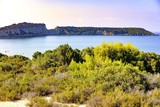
[0,22,155,38]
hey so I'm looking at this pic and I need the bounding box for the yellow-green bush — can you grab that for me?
[27,97,51,107]
[0,42,160,106]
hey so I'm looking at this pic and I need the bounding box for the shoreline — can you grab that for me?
[0,34,158,39]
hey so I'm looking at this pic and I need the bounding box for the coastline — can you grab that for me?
[0,34,158,39]
[0,22,155,39]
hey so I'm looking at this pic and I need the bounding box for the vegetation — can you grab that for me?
[27,97,52,107]
[55,27,154,35]
[0,42,160,107]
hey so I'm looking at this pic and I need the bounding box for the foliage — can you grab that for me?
[0,42,160,107]
[27,97,51,107]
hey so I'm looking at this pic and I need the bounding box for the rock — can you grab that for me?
[0,22,48,38]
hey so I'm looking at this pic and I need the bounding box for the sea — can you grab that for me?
[0,35,160,59]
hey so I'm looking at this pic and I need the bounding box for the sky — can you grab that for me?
[0,0,160,32]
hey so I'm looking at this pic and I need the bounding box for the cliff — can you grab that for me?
[0,22,48,38]
[0,22,155,38]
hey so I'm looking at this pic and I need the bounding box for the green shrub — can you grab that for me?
[0,63,12,72]
[1,42,160,105]
[87,96,104,107]
[27,97,51,107]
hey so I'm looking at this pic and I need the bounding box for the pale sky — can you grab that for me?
[0,0,160,32]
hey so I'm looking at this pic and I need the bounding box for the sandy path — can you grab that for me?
[0,97,86,107]
[0,99,29,107]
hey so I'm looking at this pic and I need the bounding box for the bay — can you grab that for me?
[0,35,160,58]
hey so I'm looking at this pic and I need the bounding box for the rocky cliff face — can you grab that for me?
[0,22,48,38]
[0,22,155,38]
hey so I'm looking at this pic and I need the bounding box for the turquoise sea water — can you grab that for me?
[0,36,160,58]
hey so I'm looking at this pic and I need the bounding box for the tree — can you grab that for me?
[32,51,43,59]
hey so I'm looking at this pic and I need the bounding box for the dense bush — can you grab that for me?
[27,97,51,107]
[0,42,160,107]
[87,89,160,107]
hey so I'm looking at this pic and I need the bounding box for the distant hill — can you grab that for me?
[0,22,155,38]
[54,26,154,36]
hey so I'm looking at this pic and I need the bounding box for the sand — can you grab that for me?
[0,99,29,107]
[0,97,86,107]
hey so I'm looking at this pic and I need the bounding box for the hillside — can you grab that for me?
[54,26,154,35]
[0,22,155,38]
